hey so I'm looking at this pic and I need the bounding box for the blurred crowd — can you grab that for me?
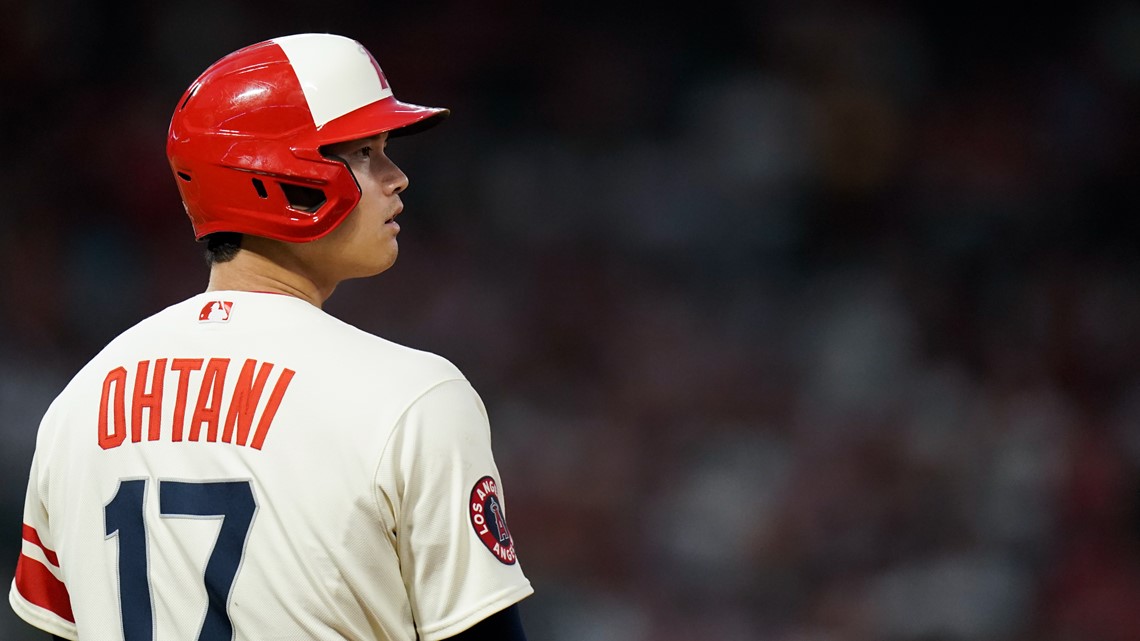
[2,1,1139,640]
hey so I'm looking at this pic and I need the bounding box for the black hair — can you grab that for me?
[203,232,243,265]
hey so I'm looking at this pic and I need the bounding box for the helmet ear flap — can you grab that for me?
[280,183,327,213]
[247,177,326,214]
[170,144,362,242]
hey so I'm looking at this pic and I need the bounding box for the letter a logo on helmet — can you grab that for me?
[166,33,449,242]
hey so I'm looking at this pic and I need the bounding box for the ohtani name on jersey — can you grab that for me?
[97,358,295,451]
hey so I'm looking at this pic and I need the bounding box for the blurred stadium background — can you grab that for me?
[3,1,1139,639]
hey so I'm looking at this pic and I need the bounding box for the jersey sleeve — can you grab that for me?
[378,378,533,641]
[9,444,78,640]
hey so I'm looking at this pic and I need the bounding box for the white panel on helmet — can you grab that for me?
[274,33,395,128]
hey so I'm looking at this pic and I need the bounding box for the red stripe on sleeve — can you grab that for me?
[14,553,74,623]
[22,524,60,566]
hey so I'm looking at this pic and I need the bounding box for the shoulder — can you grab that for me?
[51,291,472,414]
[315,312,467,387]
[212,291,473,393]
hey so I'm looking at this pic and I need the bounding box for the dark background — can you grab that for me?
[3,1,1139,639]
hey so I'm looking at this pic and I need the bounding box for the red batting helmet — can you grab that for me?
[166,33,449,242]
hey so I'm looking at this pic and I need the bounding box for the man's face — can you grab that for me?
[294,132,410,285]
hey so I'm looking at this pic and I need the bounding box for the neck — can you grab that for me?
[206,244,334,308]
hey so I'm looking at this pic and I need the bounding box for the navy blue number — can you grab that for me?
[160,481,256,641]
[105,479,152,641]
[105,479,256,641]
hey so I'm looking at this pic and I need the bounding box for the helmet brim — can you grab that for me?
[310,97,450,146]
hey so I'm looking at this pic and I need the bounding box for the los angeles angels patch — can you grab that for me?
[469,476,517,564]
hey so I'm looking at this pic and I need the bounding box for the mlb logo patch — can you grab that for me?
[199,301,233,322]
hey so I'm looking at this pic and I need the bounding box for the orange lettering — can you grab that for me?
[250,368,295,450]
[223,359,274,446]
[99,357,294,451]
[189,358,230,442]
[131,359,166,443]
[170,358,204,442]
[98,367,128,450]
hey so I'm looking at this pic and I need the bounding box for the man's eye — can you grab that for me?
[357,146,372,158]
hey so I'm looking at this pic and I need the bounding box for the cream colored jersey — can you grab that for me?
[10,291,532,641]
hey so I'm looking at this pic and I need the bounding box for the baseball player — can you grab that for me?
[9,33,532,640]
